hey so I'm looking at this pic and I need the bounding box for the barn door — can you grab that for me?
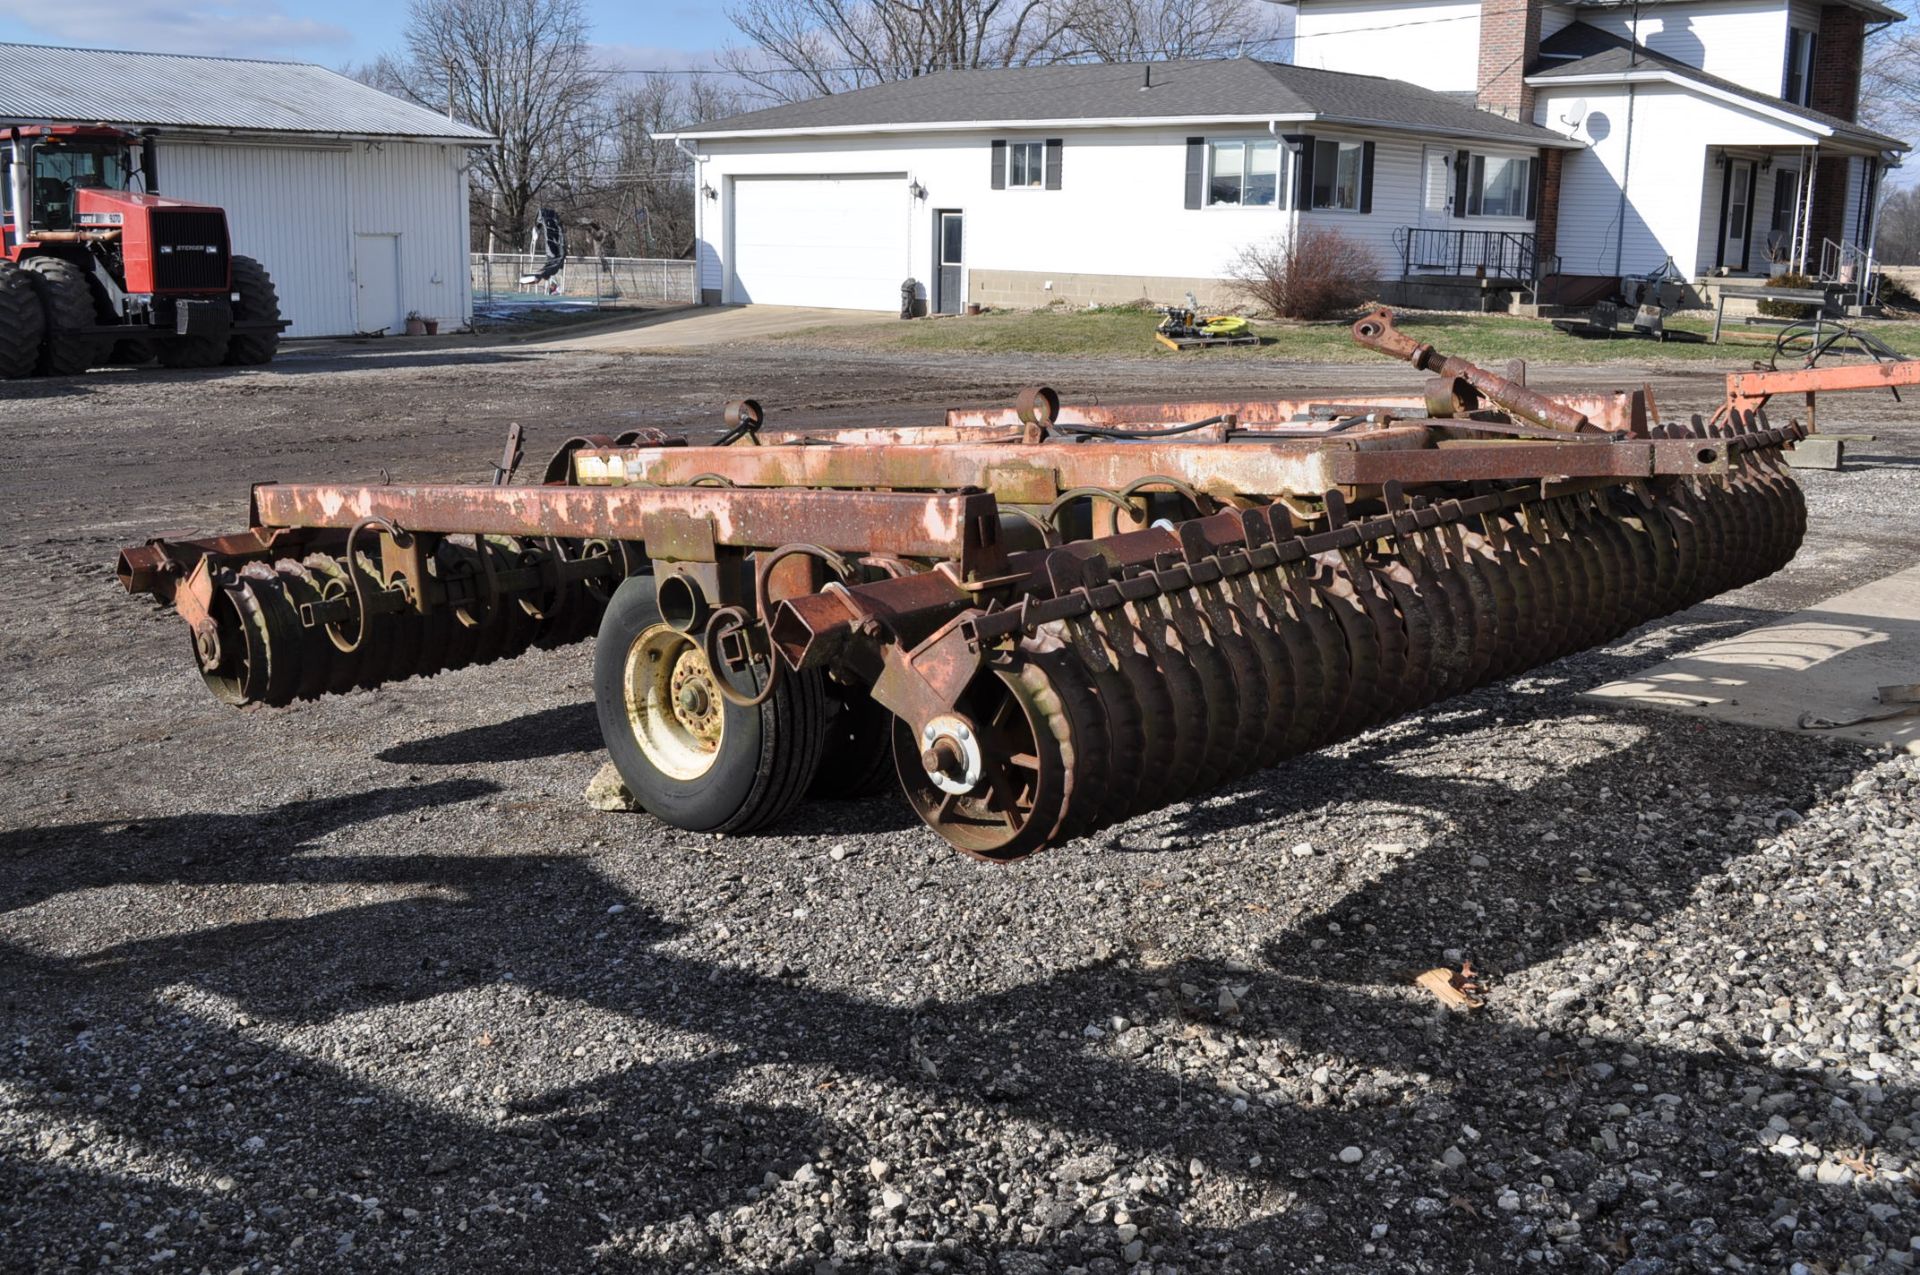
[354,233,401,335]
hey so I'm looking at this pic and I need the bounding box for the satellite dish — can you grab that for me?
[1559,97,1589,130]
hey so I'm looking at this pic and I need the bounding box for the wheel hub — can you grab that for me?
[624,624,725,780]
[918,714,983,795]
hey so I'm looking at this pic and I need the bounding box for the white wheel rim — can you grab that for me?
[623,623,724,781]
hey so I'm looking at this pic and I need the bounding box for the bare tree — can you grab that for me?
[719,0,1283,101]
[375,0,606,250]
[1054,0,1281,62]
[579,74,745,259]
[1875,184,1920,265]
[1860,1,1920,138]
[719,0,1074,100]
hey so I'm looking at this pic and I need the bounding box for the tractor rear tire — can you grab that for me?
[226,256,281,366]
[23,257,108,376]
[0,261,45,379]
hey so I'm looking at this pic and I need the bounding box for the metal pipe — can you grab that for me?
[6,140,32,247]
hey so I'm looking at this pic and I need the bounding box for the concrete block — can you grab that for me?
[1785,436,1845,470]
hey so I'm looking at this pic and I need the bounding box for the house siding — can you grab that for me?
[1577,0,1793,98]
[1533,82,1817,278]
[1291,0,1482,93]
[694,124,1544,309]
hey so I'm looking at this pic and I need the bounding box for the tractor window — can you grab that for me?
[32,146,128,229]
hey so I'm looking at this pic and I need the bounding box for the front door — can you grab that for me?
[1769,168,1801,268]
[1719,160,1756,271]
[935,211,963,315]
[354,233,401,335]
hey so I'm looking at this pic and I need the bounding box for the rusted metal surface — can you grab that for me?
[250,484,999,563]
[117,309,1828,861]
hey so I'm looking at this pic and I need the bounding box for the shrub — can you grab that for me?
[1757,272,1818,319]
[1229,227,1382,320]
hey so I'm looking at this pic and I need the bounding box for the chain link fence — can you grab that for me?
[470,255,699,308]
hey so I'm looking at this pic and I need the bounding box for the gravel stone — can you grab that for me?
[4,346,1918,1272]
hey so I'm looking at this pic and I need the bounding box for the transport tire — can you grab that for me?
[226,256,281,366]
[22,256,108,376]
[593,576,826,834]
[808,684,899,800]
[0,261,45,379]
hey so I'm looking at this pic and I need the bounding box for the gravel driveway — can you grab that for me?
[2,341,1917,1274]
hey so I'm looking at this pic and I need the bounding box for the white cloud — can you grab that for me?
[0,0,351,58]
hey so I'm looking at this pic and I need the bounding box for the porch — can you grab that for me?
[1696,144,1887,310]
[1393,226,1543,283]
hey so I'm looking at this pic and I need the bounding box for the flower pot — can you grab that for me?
[424,319,440,335]
[965,302,982,316]
[405,318,427,336]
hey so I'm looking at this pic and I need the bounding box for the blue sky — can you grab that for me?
[0,1,738,68]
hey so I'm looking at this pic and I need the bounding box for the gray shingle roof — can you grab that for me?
[674,57,1574,147]
[0,42,492,142]
[1532,24,1908,152]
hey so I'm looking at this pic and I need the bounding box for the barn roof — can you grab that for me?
[0,42,493,143]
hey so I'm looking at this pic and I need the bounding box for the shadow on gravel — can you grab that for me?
[3,603,1899,1271]
[378,703,601,767]
[5,728,1901,1271]
[0,778,498,918]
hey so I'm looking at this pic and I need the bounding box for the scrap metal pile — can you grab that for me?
[120,311,1822,860]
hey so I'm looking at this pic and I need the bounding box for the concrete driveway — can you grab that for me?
[546,304,888,351]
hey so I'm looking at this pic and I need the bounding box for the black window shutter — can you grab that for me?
[1184,137,1204,209]
[1742,161,1761,270]
[1805,32,1817,103]
[991,140,1006,190]
[1359,141,1376,213]
[1526,153,1542,220]
[1288,134,1315,209]
[1454,149,1471,218]
[1045,138,1062,190]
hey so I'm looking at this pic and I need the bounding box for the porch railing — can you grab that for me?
[1394,227,1541,281]
[1817,238,1879,309]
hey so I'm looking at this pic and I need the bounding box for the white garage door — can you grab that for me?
[730,175,907,310]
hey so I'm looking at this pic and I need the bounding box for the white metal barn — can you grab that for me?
[0,42,491,338]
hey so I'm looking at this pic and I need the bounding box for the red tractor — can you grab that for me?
[0,124,285,378]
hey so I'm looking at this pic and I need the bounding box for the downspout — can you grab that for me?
[1613,85,1638,275]
[1269,118,1292,233]
[1862,156,1885,304]
[1798,146,1819,273]
[675,136,708,304]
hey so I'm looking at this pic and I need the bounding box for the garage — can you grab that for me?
[728,174,908,309]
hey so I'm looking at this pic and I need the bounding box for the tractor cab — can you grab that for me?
[2,125,154,248]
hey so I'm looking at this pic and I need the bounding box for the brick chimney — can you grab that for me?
[1807,3,1868,249]
[1478,0,1545,121]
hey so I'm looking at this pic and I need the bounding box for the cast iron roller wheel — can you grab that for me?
[22,256,108,376]
[0,261,45,379]
[226,256,281,366]
[891,655,1075,862]
[593,576,826,834]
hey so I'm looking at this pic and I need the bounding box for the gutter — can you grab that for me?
[6,117,494,147]
[655,113,1580,149]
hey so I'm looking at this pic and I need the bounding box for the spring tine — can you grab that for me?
[1433,520,1498,691]
[1259,562,1346,755]
[1220,571,1303,768]
[1362,550,1433,717]
[1018,638,1111,844]
[1157,588,1249,786]
[1195,579,1291,772]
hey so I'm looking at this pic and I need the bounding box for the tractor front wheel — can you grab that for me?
[226,256,281,366]
[22,257,108,376]
[593,576,826,834]
[0,261,45,379]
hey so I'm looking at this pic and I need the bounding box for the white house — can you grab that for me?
[0,42,491,337]
[664,0,1908,312]
[662,58,1578,313]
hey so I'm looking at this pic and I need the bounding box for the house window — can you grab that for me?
[1206,139,1280,207]
[1467,155,1532,217]
[1784,27,1816,106]
[1007,141,1046,188]
[1311,139,1365,211]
